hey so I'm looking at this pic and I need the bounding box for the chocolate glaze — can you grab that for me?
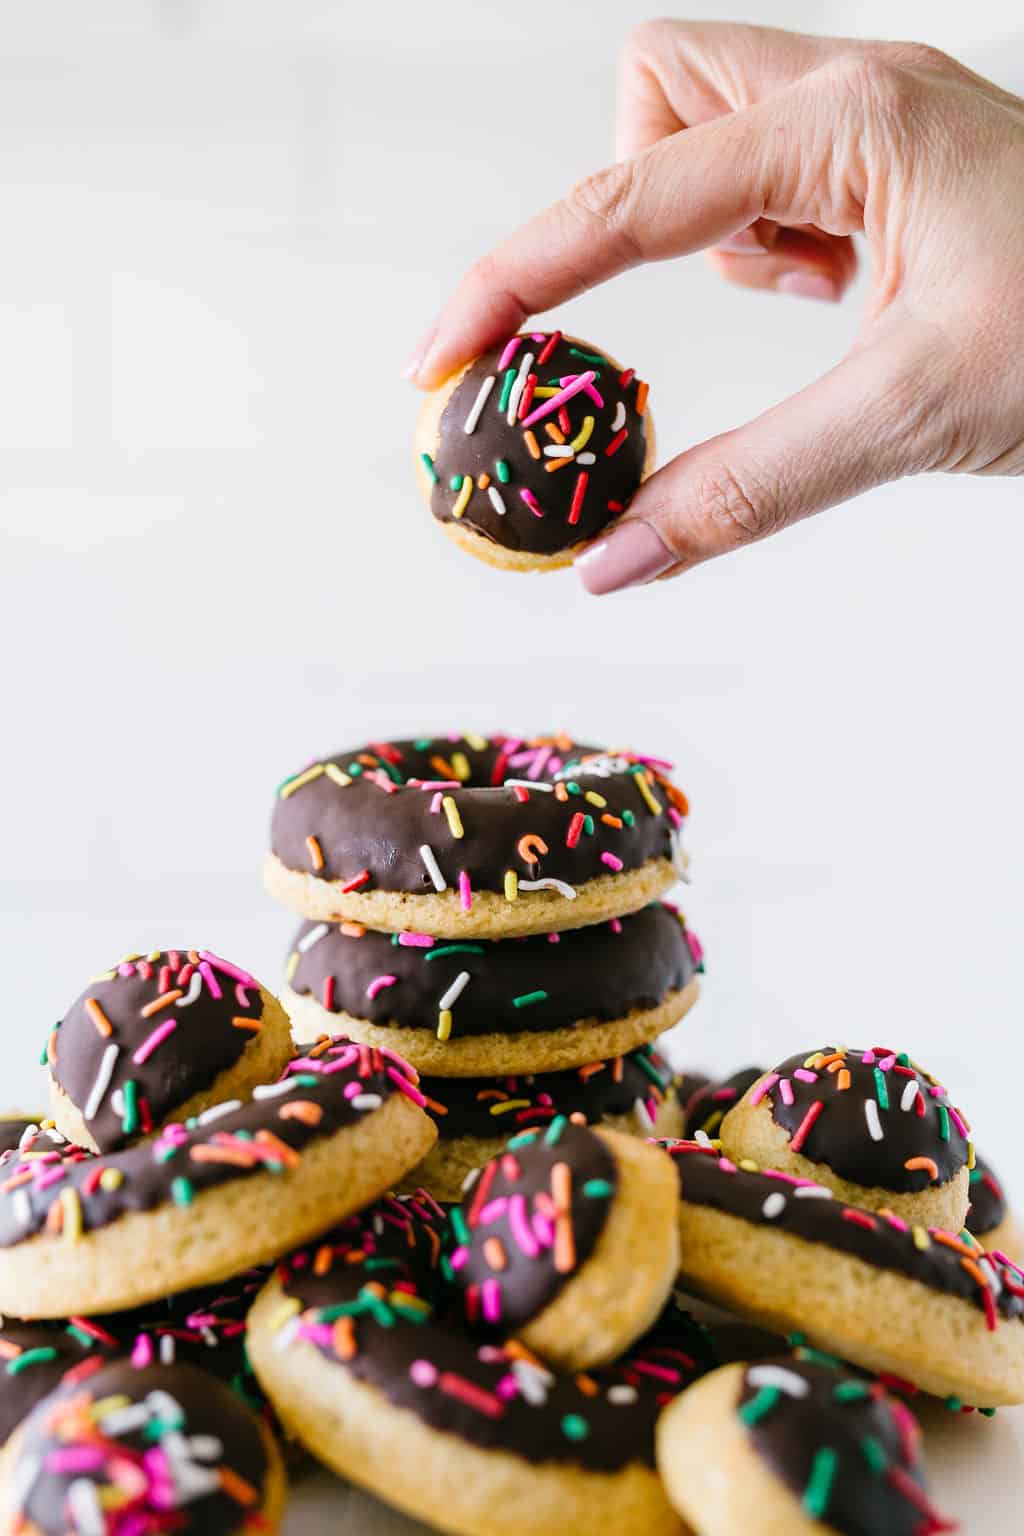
[279,1196,716,1470]
[49,949,266,1152]
[288,902,697,1035]
[0,1119,40,1157]
[665,1140,1024,1323]
[737,1357,950,1535]
[271,734,686,896]
[0,1273,268,1444]
[0,1037,421,1248]
[13,1361,269,1535]
[451,1121,616,1331]
[756,1047,970,1192]
[428,333,648,555]
[418,1045,675,1141]
[684,1067,762,1139]
[966,1153,1008,1240]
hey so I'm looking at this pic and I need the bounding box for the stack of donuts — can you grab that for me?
[263,732,705,1199]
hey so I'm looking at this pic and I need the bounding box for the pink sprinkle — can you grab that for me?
[630,1360,681,1383]
[861,1051,876,1064]
[133,1017,178,1065]
[366,975,398,1002]
[496,1374,519,1400]
[501,1155,521,1180]
[718,1156,738,1174]
[779,1078,795,1107]
[449,1246,468,1271]
[547,932,560,943]
[762,1168,804,1186]
[198,961,222,1000]
[497,336,522,370]
[685,929,703,965]
[532,1211,554,1248]
[410,1359,438,1388]
[554,372,604,408]
[667,806,683,828]
[482,1278,502,1324]
[131,1333,154,1368]
[600,852,624,872]
[343,1080,361,1100]
[878,1054,897,1071]
[429,792,442,814]
[199,951,257,987]
[235,983,250,1008]
[36,1166,67,1191]
[884,1211,910,1232]
[117,963,136,977]
[46,1447,105,1474]
[519,487,543,517]
[415,780,460,791]
[508,1193,540,1257]
[398,932,435,948]
[609,918,622,935]
[948,1107,970,1138]
[749,1073,779,1107]
[388,1066,427,1107]
[794,1069,818,1083]
[459,870,473,911]
[478,1198,509,1225]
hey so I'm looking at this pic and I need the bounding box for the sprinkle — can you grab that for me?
[438,1371,504,1418]
[604,427,627,456]
[519,487,543,517]
[568,470,589,525]
[738,1386,779,1424]
[873,1067,890,1110]
[523,430,541,460]
[504,870,519,903]
[463,374,495,433]
[561,1413,590,1441]
[132,1017,179,1066]
[521,370,597,428]
[536,331,561,366]
[99,1168,123,1192]
[84,1043,120,1121]
[582,1179,613,1198]
[458,870,473,910]
[452,476,474,519]
[600,852,623,872]
[6,1347,59,1375]
[519,877,577,900]
[367,975,398,1001]
[171,1177,193,1206]
[60,1188,83,1243]
[483,1237,507,1271]
[906,1155,940,1181]
[279,763,326,798]
[634,380,649,414]
[901,1079,920,1112]
[487,486,506,516]
[789,1100,824,1154]
[298,924,329,953]
[570,415,594,452]
[84,999,113,1038]
[748,1365,810,1397]
[419,452,438,483]
[938,1104,951,1142]
[438,972,471,1011]
[441,796,464,839]
[762,1192,787,1220]
[419,845,447,892]
[305,835,324,872]
[437,1011,452,1042]
[864,1099,884,1142]
[611,401,626,431]
[497,336,523,371]
[495,459,511,483]
[802,1448,838,1518]
[324,763,353,788]
[912,1226,931,1250]
[633,773,662,817]
[121,1079,139,1137]
[748,1074,779,1108]
[513,991,547,1009]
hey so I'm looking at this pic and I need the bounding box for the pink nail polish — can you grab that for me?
[401,323,439,380]
[575,521,675,596]
[776,271,838,303]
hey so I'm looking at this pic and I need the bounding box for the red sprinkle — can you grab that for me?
[789,1099,824,1154]
[566,811,586,849]
[341,870,371,893]
[605,428,627,457]
[568,470,589,526]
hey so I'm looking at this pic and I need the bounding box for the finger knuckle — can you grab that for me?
[566,162,644,259]
[690,464,781,546]
[621,17,676,64]
[883,41,954,76]
[817,50,923,119]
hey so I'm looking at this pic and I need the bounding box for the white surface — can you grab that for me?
[0,1,1021,1525]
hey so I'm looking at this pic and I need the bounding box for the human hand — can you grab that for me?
[403,22,1024,594]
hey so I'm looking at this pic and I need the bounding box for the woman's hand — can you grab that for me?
[403,22,1024,594]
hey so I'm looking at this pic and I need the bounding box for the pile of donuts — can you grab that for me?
[0,733,1019,1536]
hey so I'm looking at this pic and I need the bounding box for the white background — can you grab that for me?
[0,0,1022,1525]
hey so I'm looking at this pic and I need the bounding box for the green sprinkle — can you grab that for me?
[897,1052,911,1067]
[495,459,511,483]
[171,1178,193,1207]
[6,1347,59,1376]
[833,1381,871,1403]
[622,809,635,826]
[440,1255,455,1284]
[449,474,463,492]
[873,1067,890,1111]
[561,1414,590,1441]
[582,815,594,835]
[414,738,433,750]
[144,1412,184,1442]
[365,1257,402,1272]
[450,1207,470,1246]
[634,1052,670,1089]
[738,1386,779,1425]
[347,762,363,776]
[498,368,517,412]
[980,1407,997,1417]
[794,1344,844,1369]
[938,1104,950,1142]
[419,452,438,484]
[566,781,581,796]
[788,1332,806,1346]
[970,1167,982,1184]
[317,1300,370,1322]
[583,1179,613,1198]
[64,1326,97,1349]
[425,945,486,962]
[122,1079,139,1136]
[544,1115,568,1145]
[860,1435,888,1474]
[288,1074,320,1087]
[944,1396,963,1412]
[358,1285,396,1327]
[802,1447,838,1518]
[389,1300,432,1325]
[513,990,548,1009]
[155,1143,177,1164]
[568,347,605,364]
[506,1130,540,1150]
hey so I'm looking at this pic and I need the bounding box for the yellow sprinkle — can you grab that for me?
[531,386,559,398]
[60,1188,82,1244]
[40,1118,57,1130]
[99,1169,124,1192]
[437,1010,453,1042]
[489,1100,532,1116]
[286,952,299,982]
[389,1289,431,1312]
[912,1226,931,1251]
[967,1140,976,1170]
[90,1394,131,1421]
[452,477,474,519]
[451,752,471,781]
[634,773,662,816]
[570,414,594,452]
[280,763,326,798]
[323,763,352,788]
[119,953,141,965]
[271,1298,302,1332]
[465,734,487,752]
[584,790,607,808]
[88,972,118,984]
[146,950,161,963]
[442,796,464,839]
[738,1158,760,1173]
[504,870,519,903]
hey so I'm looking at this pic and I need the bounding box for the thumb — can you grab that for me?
[575,324,947,595]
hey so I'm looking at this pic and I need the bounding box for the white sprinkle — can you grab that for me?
[438,971,471,1011]
[461,1166,480,1194]
[160,1334,176,1364]
[747,1364,810,1398]
[761,1192,787,1220]
[84,1043,120,1122]
[487,486,507,516]
[463,373,496,433]
[512,1359,552,1404]
[543,443,573,457]
[352,1093,383,1112]
[671,831,692,883]
[187,1434,224,1461]
[110,1088,125,1118]
[253,1079,301,1100]
[175,970,204,1008]
[794,1183,834,1200]
[17,1124,39,1150]
[100,1403,152,1436]
[519,877,577,900]
[67,1480,104,1536]
[607,1384,639,1405]
[12,1190,31,1227]
[298,923,329,953]
[7,1453,42,1522]
[611,401,626,432]
[901,1079,920,1112]
[864,1099,884,1142]
[195,1100,242,1125]
[419,844,448,892]
[503,780,554,792]
[577,451,596,465]
[274,1317,301,1352]
[694,1129,713,1148]
[633,1097,655,1133]
[506,351,534,425]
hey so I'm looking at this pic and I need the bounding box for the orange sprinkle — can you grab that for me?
[231,1016,262,1031]
[256,1129,302,1169]
[554,782,569,802]
[46,1031,58,1068]
[635,379,649,415]
[313,1245,334,1276]
[816,1052,845,1069]
[431,755,456,780]
[523,430,541,460]
[1,1171,33,1194]
[46,1200,64,1233]
[190,1145,256,1168]
[836,1069,851,1091]
[574,1373,600,1396]
[504,1339,545,1368]
[305,835,324,872]
[332,1316,356,1360]
[0,1340,21,1360]
[544,422,565,444]
[478,472,491,490]
[278,1100,323,1126]
[962,1257,990,1290]
[219,1466,258,1507]
[544,456,572,473]
[517,833,549,865]
[423,1095,448,1116]
[905,1156,939,1181]
[85,999,113,1037]
[483,1237,507,1271]
[554,1212,576,1274]
[932,1230,977,1259]
[140,989,182,1018]
[601,813,623,828]
[551,1161,572,1211]
[341,922,366,937]
[578,1063,605,1080]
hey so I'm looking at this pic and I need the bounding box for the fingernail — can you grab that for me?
[575,521,675,596]
[401,323,438,381]
[775,270,839,302]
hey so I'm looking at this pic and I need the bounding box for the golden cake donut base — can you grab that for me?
[719,1095,971,1233]
[516,1129,679,1372]
[413,336,656,575]
[656,1362,828,1536]
[675,1200,1024,1406]
[47,987,295,1155]
[0,1413,288,1536]
[263,852,678,940]
[247,1276,685,1536]
[396,1097,685,1203]
[281,979,699,1078]
[0,1093,436,1320]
